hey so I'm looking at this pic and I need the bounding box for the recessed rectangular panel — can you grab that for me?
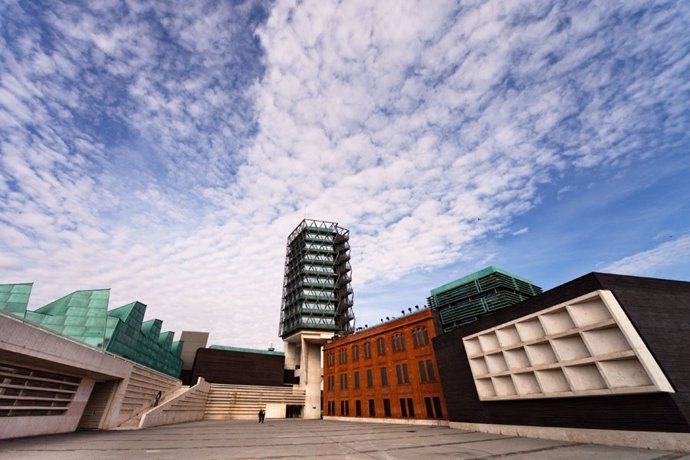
[551,335,590,362]
[564,364,607,391]
[485,352,508,374]
[496,326,520,348]
[539,309,575,336]
[504,348,530,370]
[599,359,653,388]
[567,298,611,327]
[478,332,500,353]
[524,343,557,366]
[512,372,541,395]
[582,327,631,356]
[535,368,570,393]
[515,319,545,342]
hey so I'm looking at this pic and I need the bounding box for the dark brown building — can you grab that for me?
[434,272,690,433]
[191,346,287,386]
[323,308,447,421]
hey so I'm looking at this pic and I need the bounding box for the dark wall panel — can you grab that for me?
[434,272,690,433]
[191,349,285,386]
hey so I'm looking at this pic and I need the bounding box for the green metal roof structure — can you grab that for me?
[0,282,32,315]
[279,219,355,338]
[209,345,285,357]
[0,283,182,377]
[427,267,542,333]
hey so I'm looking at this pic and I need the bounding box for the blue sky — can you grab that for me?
[1,0,689,349]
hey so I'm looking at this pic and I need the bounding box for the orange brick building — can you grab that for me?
[323,308,447,421]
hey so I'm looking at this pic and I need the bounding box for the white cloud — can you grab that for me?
[1,1,689,348]
[604,234,690,276]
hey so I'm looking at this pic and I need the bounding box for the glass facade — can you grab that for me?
[0,283,182,377]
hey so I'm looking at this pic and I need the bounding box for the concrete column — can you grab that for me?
[301,337,323,419]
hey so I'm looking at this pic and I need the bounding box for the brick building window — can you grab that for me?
[380,367,388,386]
[352,345,359,361]
[412,327,430,348]
[340,373,348,390]
[368,399,376,416]
[326,352,335,367]
[376,337,386,356]
[391,333,406,352]
[383,398,391,417]
[340,400,349,416]
[396,363,410,384]
[433,396,443,418]
[366,369,373,387]
[363,341,372,358]
[354,371,360,389]
[327,375,335,391]
[355,400,362,416]
[339,348,347,364]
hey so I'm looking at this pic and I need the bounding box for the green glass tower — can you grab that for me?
[428,266,542,333]
[279,219,355,338]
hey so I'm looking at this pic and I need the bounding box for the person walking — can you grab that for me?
[258,408,263,423]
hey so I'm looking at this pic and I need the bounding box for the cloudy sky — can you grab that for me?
[2,0,689,350]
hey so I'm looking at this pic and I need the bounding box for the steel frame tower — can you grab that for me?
[279,219,354,338]
[279,219,355,419]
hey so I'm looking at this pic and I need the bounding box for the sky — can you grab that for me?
[1,0,689,350]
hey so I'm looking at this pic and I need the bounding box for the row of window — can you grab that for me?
[326,327,431,367]
[326,360,436,390]
[325,396,444,419]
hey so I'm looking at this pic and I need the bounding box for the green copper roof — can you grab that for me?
[0,283,33,315]
[430,266,536,296]
[0,284,183,378]
[209,345,285,356]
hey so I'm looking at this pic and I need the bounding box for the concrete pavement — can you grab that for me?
[1,419,687,460]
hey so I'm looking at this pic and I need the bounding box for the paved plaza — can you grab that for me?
[1,419,688,460]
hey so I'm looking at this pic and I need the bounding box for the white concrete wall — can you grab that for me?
[0,378,96,440]
[139,378,210,428]
[1,314,132,440]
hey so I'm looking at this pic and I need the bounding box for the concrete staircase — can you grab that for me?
[204,384,305,420]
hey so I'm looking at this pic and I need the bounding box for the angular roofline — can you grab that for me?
[430,266,537,296]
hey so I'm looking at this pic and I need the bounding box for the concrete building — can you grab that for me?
[279,219,355,419]
[323,308,447,424]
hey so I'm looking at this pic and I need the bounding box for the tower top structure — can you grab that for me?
[278,219,355,339]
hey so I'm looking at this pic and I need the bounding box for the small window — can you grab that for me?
[396,364,410,384]
[366,369,373,388]
[339,348,348,364]
[433,396,443,418]
[407,398,415,418]
[352,345,359,361]
[400,398,407,417]
[424,397,434,418]
[355,400,362,416]
[363,342,372,359]
[340,373,348,390]
[376,337,386,356]
[426,360,436,381]
[418,361,428,382]
[368,399,376,417]
[383,398,391,417]
[354,371,360,389]
[380,367,388,386]
[391,333,406,352]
